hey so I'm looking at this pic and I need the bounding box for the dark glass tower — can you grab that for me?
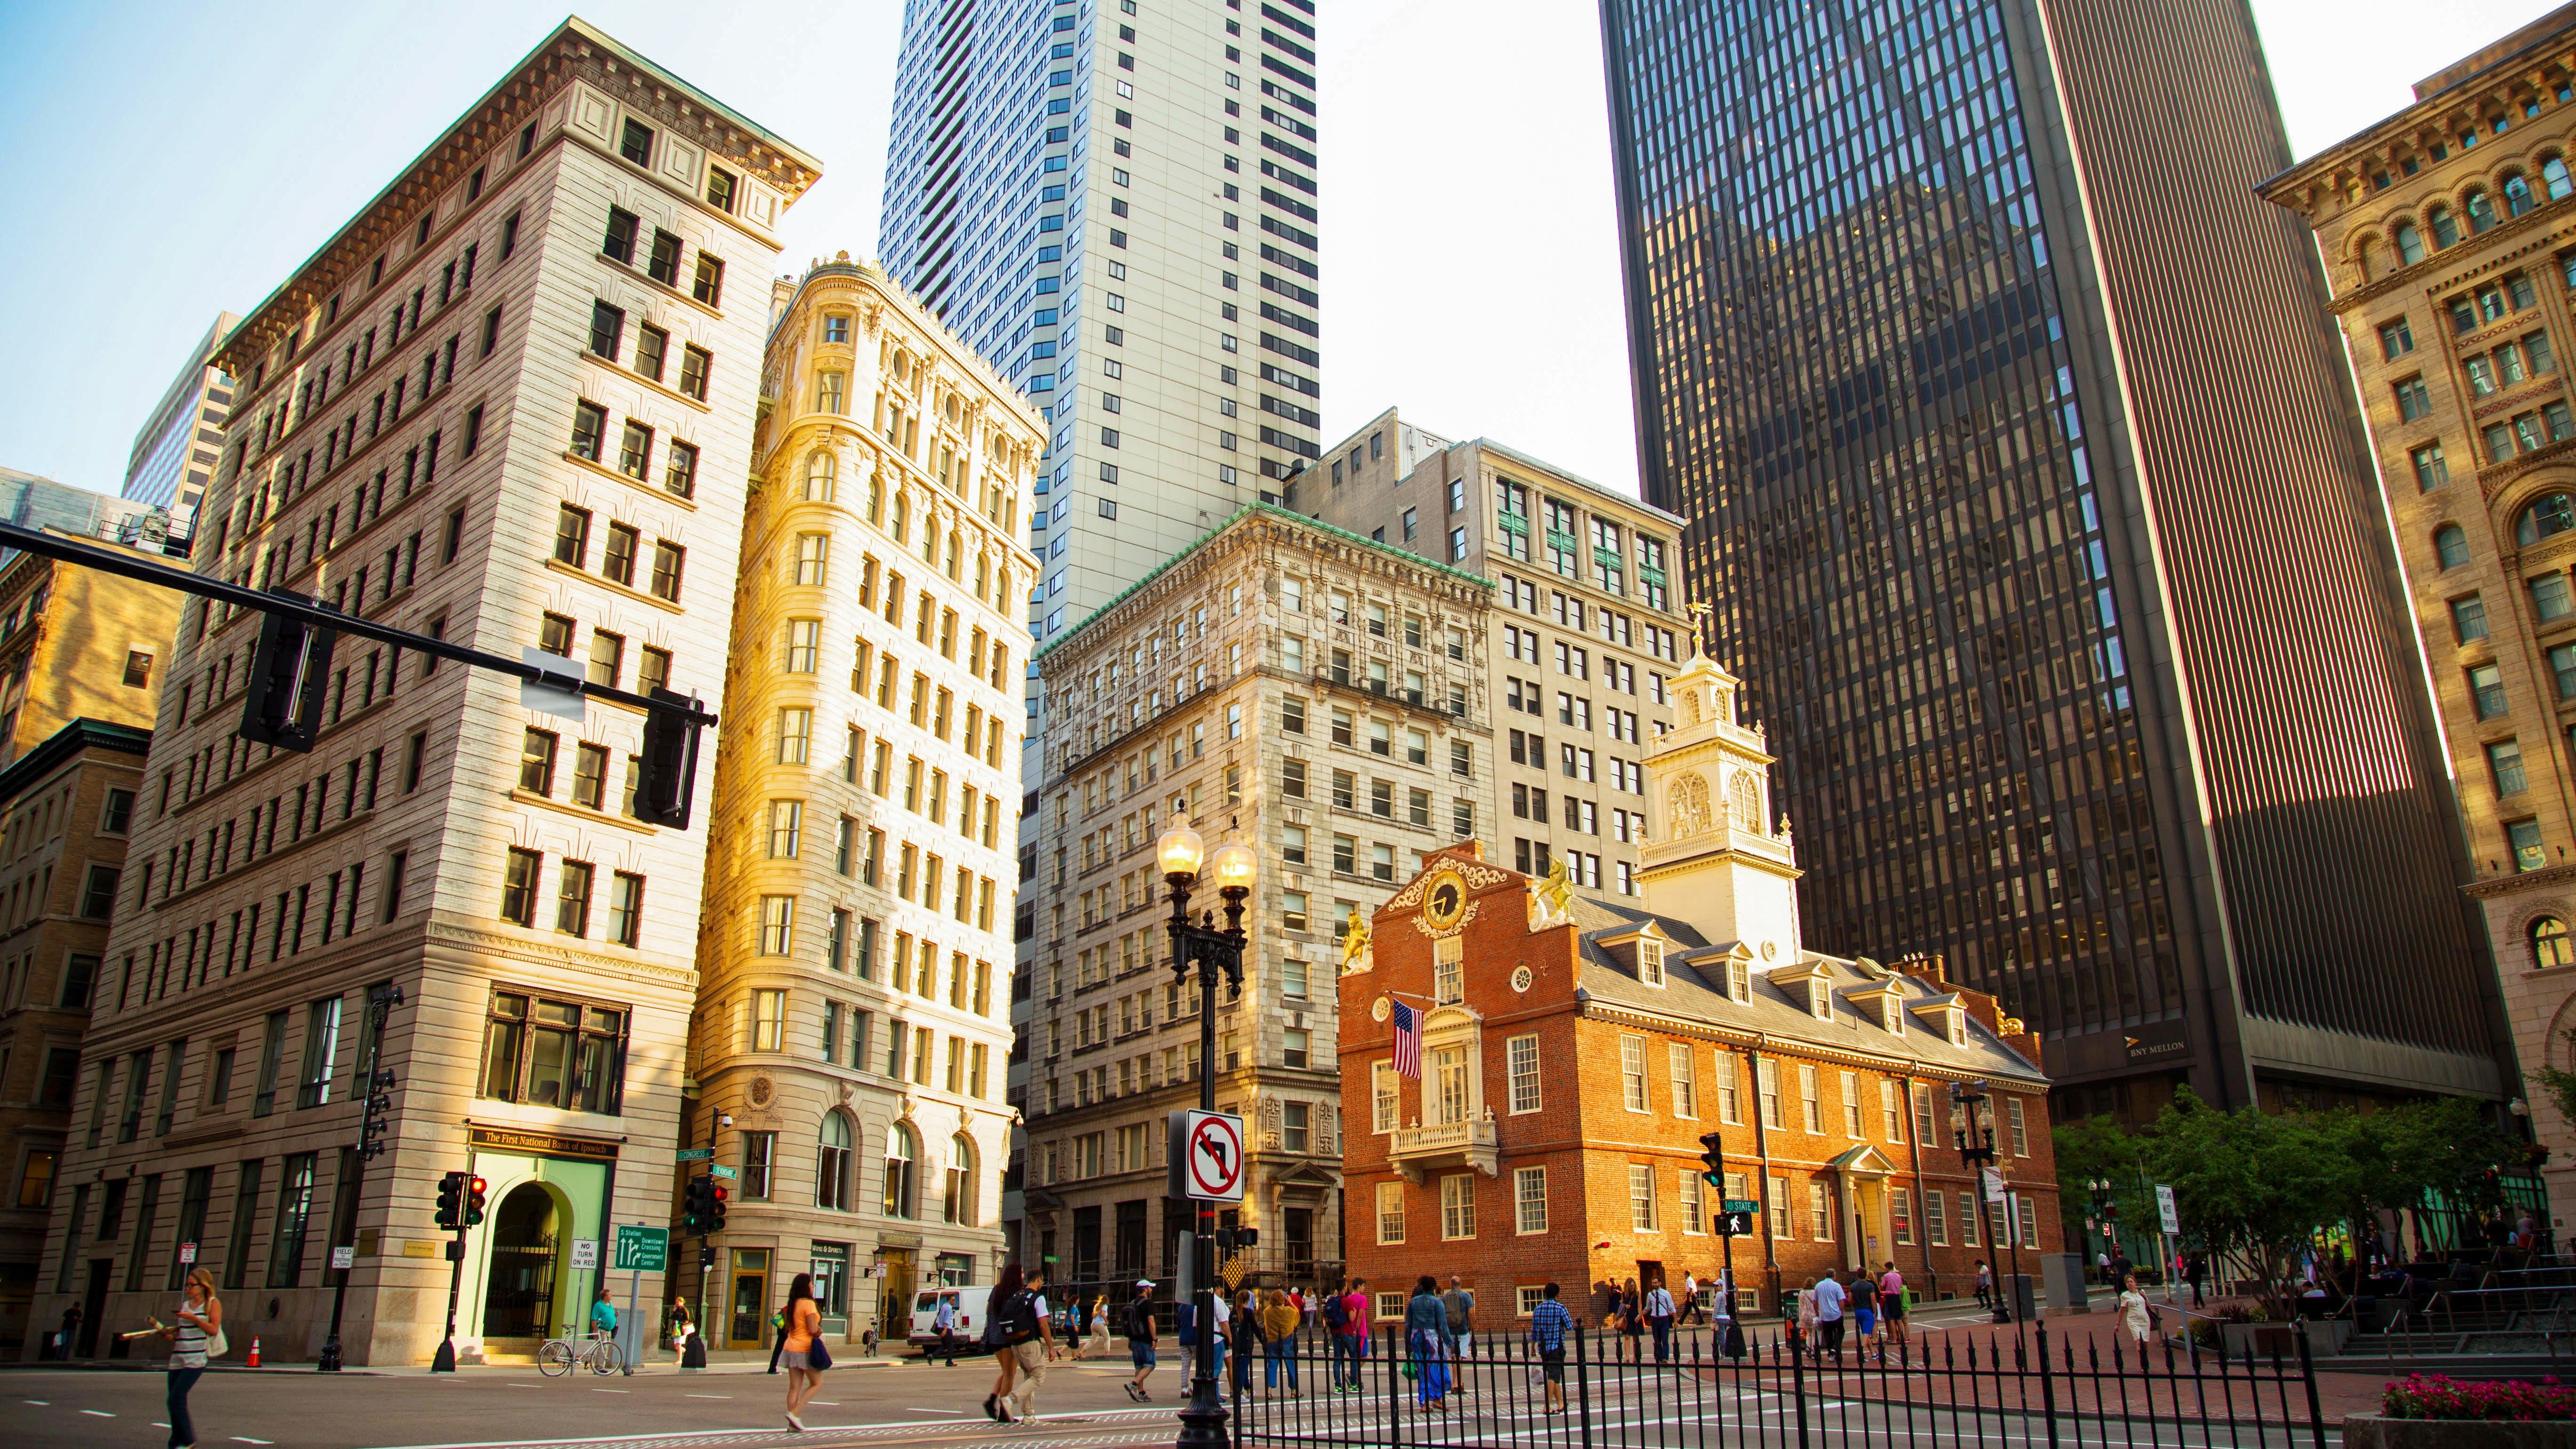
[1599,0,2512,1116]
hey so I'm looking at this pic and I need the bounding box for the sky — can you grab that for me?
[0,0,2556,507]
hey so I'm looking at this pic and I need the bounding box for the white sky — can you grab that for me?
[0,0,2553,503]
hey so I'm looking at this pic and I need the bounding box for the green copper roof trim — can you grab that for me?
[1033,502,1496,666]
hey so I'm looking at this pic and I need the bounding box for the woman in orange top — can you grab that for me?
[780,1273,823,1431]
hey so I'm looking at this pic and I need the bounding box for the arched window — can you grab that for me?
[882,1122,918,1219]
[866,475,884,527]
[2431,205,2461,248]
[2548,157,2573,201]
[2534,917,2576,970]
[946,529,964,580]
[892,492,911,544]
[944,1134,977,1226]
[1728,771,1762,831]
[817,1112,853,1211]
[2467,188,2500,233]
[2519,493,2576,546]
[2435,524,2472,568]
[2354,237,2377,281]
[804,450,837,503]
[2395,222,2426,264]
[2506,173,2538,217]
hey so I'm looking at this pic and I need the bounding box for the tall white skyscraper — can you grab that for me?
[881,0,1322,659]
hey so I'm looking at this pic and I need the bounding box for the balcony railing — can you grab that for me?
[1388,1116,1499,1183]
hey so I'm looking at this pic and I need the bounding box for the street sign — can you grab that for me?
[177,1242,197,1264]
[1722,1199,1760,1214]
[614,1225,668,1272]
[1169,1108,1246,1201]
[331,1246,355,1270]
[521,645,588,723]
[2156,1184,2180,1235]
[571,1239,600,1270]
[1713,1210,1755,1236]
[710,1164,738,1180]
[675,1147,713,1162]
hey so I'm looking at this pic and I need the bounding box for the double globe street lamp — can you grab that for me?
[1950,1080,2024,1325]
[1156,817,1255,1449]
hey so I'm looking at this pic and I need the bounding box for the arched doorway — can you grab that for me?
[481,1182,563,1341]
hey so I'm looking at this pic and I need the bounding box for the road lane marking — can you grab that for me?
[686,1393,732,1399]
[233,1438,275,1445]
[903,1408,966,1414]
[22,1399,47,1405]
[594,1388,630,1393]
[81,1409,115,1417]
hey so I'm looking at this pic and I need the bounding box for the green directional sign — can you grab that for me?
[1722,1199,1760,1214]
[675,1147,713,1162]
[614,1224,668,1272]
[710,1164,737,1180]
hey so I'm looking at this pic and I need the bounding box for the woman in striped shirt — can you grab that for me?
[159,1267,222,1449]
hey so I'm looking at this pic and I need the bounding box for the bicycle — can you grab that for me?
[539,1324,626,1377]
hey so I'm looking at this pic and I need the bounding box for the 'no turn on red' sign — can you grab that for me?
[1167,1109,1245,1202]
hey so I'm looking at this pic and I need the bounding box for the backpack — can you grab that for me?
[1002,1290,1042,1345]
[1128,1297,1157,1340]
[1322,1292,1348,1334]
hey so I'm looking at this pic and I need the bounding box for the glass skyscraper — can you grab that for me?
[1599,0,2511,1117]
[881,0,1322,668]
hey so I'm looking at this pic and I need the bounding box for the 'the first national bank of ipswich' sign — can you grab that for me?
[1167,1109,1246,1202]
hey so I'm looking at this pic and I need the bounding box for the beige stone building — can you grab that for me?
[0,719,153,1356]
[1012,505,1492,1293]
[0,530,181,1353]
[24,19,817,1364]
[687,258,1039,1350]
[1288,407,1690,902]
[2260,9,2576,1221]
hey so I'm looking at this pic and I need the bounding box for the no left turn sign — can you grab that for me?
[1178,1109,1245,1201]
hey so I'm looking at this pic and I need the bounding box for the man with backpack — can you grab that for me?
[1441,1276,1476,1377]
[1332,1279,1369,1394]
[1123,1280,1158,1402]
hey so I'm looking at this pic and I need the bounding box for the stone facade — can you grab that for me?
[2260,11,2576,1216]
[1288,407,1690,905]
[0,719,152,1356]
[686,258,1040,1349]
[22,19,818,1365]
[1013,504,1493,1295]
[1340,648,2059,1322]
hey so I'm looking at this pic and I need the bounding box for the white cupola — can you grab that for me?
[1637,639,1803,961]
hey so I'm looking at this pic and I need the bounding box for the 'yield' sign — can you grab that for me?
[1177,1109,1245,1201]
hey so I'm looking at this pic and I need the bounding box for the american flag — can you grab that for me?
[1391,1000,1422,1078]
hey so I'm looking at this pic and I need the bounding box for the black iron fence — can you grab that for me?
[1216,1320,2326,1449]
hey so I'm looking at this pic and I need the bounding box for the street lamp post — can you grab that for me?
[2089,1177,2119,1282]
[319,984,404,1371]
[1951,1080,2023,1325]
[1158,819,1253,1449]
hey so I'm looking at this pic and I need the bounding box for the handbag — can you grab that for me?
[207,1327,229,1359]
[808,1336,832,1371]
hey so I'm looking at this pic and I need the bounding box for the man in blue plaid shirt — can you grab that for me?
[1528,1282,1573,1416]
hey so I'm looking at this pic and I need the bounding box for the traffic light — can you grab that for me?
[1698,1131,1727,1186]
[238,595,336,753]
[463,1175,488,1228]
[708,1181,729,1232]
[681,1175,712,1233]
[633,688,704,828]
[435,1170,466,1232]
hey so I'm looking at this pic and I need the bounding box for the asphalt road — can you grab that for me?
[0,1302,2339,1449]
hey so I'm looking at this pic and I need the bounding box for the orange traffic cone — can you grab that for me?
[246,1336,261,1368]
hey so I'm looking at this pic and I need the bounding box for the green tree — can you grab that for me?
[2137,1088,2361,1319]
[2051,1113,2158,1254]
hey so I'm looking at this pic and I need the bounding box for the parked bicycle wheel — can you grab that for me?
[538,1340,576,1377]
[588,1339,625,1375]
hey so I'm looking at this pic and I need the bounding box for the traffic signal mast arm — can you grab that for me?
[0,520,716,727]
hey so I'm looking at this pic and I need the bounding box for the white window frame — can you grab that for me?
[1372,1060,1398,1133]
[1668,1042,1698,1118]
[1440,1173,1477,1240]
[1629,1163,1659,1232]
[1514,1165,1548,1234]
[1620,1034,1649,1113]
[1680,1171,1706,1236]
[1507,1034,1542,1114]
[1376,1180,1406,1245]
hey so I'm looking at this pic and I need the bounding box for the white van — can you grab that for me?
[907,1286,992,1353]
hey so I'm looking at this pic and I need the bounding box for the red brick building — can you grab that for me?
[1336,650,2058,1324]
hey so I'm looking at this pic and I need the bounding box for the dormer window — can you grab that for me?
[1809,981,1831,1021]
[1888,1004,1905,1037]
[1640,940,1666,987]
[1948,1011,1968,1048]
[1727,957,1749,1003]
